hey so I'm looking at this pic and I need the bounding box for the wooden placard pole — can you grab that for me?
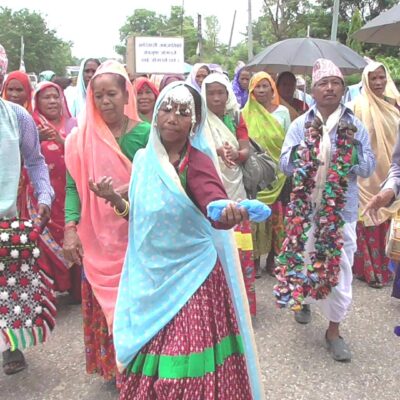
[126,36,136,75]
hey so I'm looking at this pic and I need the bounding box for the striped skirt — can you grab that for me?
[119,261,252,400]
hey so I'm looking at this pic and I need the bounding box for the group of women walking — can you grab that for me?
[1,50,400,399]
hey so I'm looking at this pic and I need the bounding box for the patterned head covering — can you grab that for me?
[32,81,72,125]
[159,74,185,91]
[0,44,8,76]
[312,58,343,87]
[232,67,250,108]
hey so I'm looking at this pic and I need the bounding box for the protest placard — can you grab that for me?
[126,36,185,74]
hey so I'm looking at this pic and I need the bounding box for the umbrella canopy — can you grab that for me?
[247,37,367,75]
[353,4,400,46]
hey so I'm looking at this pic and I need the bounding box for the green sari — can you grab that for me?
[242,94,286,205]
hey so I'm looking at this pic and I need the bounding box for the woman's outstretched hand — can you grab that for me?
[219,202,249,228]
[362,188,395,225]
[89,176,120,205]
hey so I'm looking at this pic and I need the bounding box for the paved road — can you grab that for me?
[1,274,399,400]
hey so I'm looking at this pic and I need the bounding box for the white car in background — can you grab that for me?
[28,72,38,88]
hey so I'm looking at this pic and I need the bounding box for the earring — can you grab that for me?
[189,126,196,138]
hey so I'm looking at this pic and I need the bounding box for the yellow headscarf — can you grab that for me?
[354,62,400,225]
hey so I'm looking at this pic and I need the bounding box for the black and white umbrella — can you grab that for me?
[247,37,367,75]
[353,4,400,46]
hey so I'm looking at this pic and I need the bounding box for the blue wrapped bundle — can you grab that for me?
[207,199,271,223]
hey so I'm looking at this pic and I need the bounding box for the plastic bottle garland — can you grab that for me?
[274,116,356,311]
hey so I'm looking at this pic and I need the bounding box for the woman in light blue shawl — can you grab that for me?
[185,63,210,92]
[68,58,100,117]
[109,82,264,398]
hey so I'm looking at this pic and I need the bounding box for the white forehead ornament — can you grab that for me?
[163,85,197,127]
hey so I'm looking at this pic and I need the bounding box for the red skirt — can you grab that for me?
[353,221,392,285]
[0,218,56,351]
[119,261,252,400]
[82,276,122,386]
[234,220,256,316]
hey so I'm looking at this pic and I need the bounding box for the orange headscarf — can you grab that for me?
[65,60,140,328]
[134,76,159,97]
[2,70,33,113]
[248,71,280,106]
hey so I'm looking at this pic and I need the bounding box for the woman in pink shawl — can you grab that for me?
[26,82,82,302]
[63,60,150,385]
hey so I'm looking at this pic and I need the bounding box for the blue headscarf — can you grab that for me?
[232,67,249,108]
[38,70,55,82]
[113,81,264,399]
[70,58,100,117]
[185,63,210,92]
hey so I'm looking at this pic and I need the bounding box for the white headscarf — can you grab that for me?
[202,73,246,201]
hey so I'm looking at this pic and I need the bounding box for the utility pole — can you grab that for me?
[197,14,203,60]
[248,0,253,60]
[330,0,340,41]
[180,0,185,36]
[228,10,237,54]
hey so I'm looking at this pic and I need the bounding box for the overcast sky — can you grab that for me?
[3,0,265,58]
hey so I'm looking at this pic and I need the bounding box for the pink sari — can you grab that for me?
[65,60,140,328]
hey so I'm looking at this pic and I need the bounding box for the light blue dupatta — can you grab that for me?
[0,99,21,218]
[113,82,264,399]
[70,58,89,117]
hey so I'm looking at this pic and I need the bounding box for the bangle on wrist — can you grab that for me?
[114,199,130,218]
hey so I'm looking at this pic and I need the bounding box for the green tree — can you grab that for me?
[118,7,197,60]
[163,6,198,58]
[252,0,312,46]
[312,0,399,56]
[0,7,74,75]
[250,0,399,60]
[119,9,166,39]
[346,9,363,53]
[315,0,397,20]
[204,16,220,49]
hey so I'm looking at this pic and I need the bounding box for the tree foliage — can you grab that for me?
[376,56,400,83]
[0,7,74,75]
[252,0,399,59]
[204,16,220,49]
[346,8,363,53]
[116,1,400,79]
[118,7,197,60]
[258,0,312,42]
[315,0,398,20]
